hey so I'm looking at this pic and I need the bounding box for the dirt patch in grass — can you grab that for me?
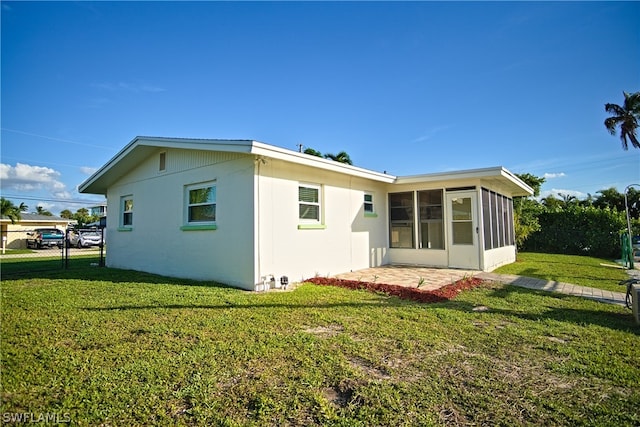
[306,276,486,303]
[347,356,391,380]
[322,384,355,408]
[303,325,344,337]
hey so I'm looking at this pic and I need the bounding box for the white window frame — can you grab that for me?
[298,183,322,224]
[184,181,217,226]
[364,192,376,216]
[120,195,133,229]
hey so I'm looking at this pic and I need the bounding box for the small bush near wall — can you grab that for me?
[522,206,628,258]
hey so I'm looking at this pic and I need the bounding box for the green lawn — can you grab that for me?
[0,248,35,255]
[1,258,639,426]
[494,252,631,292]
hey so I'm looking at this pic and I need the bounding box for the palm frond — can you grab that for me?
[604,103,625,115]
[604,91,640,150]
[604,116,621,134]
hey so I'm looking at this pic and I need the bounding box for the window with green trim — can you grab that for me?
[299,184,321,223]
[364,193,374,214]
[121,196,133,228]
[185,182,216,225]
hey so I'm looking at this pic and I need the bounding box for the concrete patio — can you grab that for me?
[333,265,478,291]
[331,265,628,307]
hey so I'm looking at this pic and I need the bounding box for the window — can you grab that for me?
[186,182,216,224]
[451,196,473,245]
[364,193,375,216]
[418,190,444,249]
[481,188,514,250]
[159,151,166,171]
[482,188,493,249]
[121,196,133,228]
[389,192,414,248]
[299,185,321,222]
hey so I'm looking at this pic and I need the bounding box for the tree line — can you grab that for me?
[0,198,100,227]
[514,175,639,258]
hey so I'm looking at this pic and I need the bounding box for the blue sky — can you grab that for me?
[2,1,639,215]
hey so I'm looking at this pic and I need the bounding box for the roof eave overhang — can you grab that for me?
[79,137,397,195]
[79,137,259,195]
[250,141,396,183]
[79,137,532,197]
[395,166,534,197]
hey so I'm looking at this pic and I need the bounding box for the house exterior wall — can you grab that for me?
[102,149,521,288]
[482,246,516,271]
[85,138,532,289]
[105,148,256,288]
[255,158,389,284]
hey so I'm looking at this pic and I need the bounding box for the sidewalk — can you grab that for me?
[476,272,627,307]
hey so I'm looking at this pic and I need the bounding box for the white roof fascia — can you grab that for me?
[79,137,396,194]
[497,167,535,196]
[79,136,141,193]
[395,166,534,196]
[79,136,532,196]
[250,141,396,183]
[396,166,506,184]
[136,136,255,153]
[79,136,257,193]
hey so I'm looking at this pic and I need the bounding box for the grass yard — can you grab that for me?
[1,258,639,426]
[0,249,34,255]
[494,252,631,293]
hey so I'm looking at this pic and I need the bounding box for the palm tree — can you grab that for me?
[303,147,323,157]
[1,198,28,224]
[604,91,640,150]
[35,206,53,216]
[323,151,353,165]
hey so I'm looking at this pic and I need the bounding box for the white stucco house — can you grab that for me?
[79,136,533,290]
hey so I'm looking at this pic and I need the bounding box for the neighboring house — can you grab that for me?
[0,213,75,249]
[89,204,107,218]
[79,136,533,290]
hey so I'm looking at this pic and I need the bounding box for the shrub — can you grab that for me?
[522,206,627,258]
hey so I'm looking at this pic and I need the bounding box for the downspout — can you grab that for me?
[350,176,353,270]
[255,157,267,289]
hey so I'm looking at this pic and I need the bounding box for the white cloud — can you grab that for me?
[412,125,452,143]
[543,172,566,179]
[539,188,587,200]
[80,166,98,175]
[0,163,67,192]
[52,190,73,199]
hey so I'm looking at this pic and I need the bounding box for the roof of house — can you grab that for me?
[79,136,533,196]
[0,213,74,224]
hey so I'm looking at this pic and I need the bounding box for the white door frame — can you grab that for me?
[446,190,480,269]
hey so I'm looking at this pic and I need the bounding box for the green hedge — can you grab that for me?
[522,206,628,258]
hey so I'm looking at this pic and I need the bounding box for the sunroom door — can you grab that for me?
[446,191,479,269]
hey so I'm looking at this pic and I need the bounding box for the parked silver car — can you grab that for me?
[69,229,103,248]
